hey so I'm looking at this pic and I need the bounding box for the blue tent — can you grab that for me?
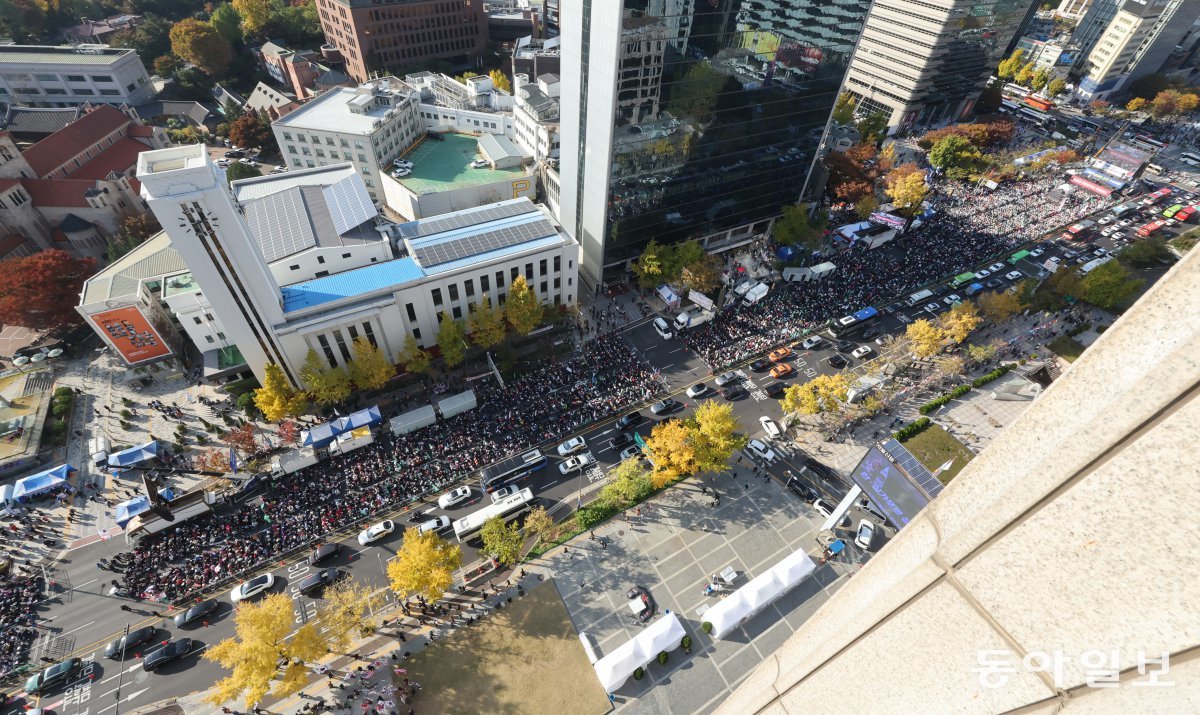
[108,441,159,467]
[114,496,151,528]
[12,464,73,502]
[302,422,341,448]
[775,246,796,261]
[333,406,382,433]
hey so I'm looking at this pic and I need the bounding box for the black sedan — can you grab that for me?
[835,340,856,353]
[143,638,194,672]
[24,658,81,695]
[750,358,771,372]
[174,599,219,628]
[610,432,635,450]
[827,354,848,369]
[721,385,746,401]
[298,568,344,597]
[104,626,157,658]
[311,543,341,564]
[764,382,787,398]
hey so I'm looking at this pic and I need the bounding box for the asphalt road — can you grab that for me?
[13,176,1194,714]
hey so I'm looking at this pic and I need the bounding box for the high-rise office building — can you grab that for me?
[559,0,873,285]
[841,0,1035,131]
[314,0,488,84]
[1123,0,1200,84]
[1077,0,1173,98]
[1070,0,1125,63]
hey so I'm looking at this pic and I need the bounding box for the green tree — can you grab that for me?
[644,418,697,488]
[263,0,323,47]
[436,312,467,368]
[1014,61,1036,87]
[479,515,524,566]
[110,14,173,64]
[210,3,243,44]
[346,336,393,389]
[505,275,543,335]
[884,165,929,216]
[631,239,669,288]
[1047,78,1067,97]
[1031,69,1050,92]
[153,55,180,76]
[233,0,272,32]
[105,213,162,262]
[855,111,889,142]
[598,458,654,509]
[299,349,351,405]
[855,194,880,220]
[975,290,1022,324]
[0,0,46,43]
[906,318,946,358]
[398,334,431,374]
[253,363,307,421]
[773,202,826,252]
[224,162,260,184]
[1118,238,1169,267]
[467,295,506,348]
[522,505,557,545]
[940,301,982,344]
[388,527,463,601]
[928,135,982,172]
[1126,97,1148,112]
[169,19,232,77]
[679,254,722,293]
[832,91,857,124]
[1080,260,1143,310]
[996,50,1025,80]
[229,111,278,154]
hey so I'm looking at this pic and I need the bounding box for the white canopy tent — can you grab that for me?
[704,549,817,639]
[592,612,686,693]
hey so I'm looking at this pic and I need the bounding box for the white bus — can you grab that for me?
[1178,151,1200,166]
[1002,83,1031,99]
[1018,107,1049,125]
[452,487,535,542]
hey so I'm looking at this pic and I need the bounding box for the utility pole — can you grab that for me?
[113,622,131,715]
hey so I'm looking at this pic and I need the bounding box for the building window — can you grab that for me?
[539,258,547,276]
[317,335,336,364]
[431,288,443,306]
[464,279,474,297]
[333,331,352,363]
[99,89,120,96]
[65,75,85,82]
[448,283,459,301]
[495,271,504,289]
[342,252,352,258]
[540,281,547,294]
[511,266,519,282]
[347,325,359,340]
[362,322,377,348]
[75,89,94,95]
[554,277,561,289]
[525,263,533,280]
[283,132,293,141]
[480,274,489,292]
[205,335,215,343]
[91,75,115,82]
[317,256,325,264]
[205,313,214,321]
[193,316,202,324]
[568,277,573,286]
[452,306,462,320]
[217,332,225,340]
[406,303,417,321]
[315,270,329,277]
[553,255,561,272]
[412,328,421,340]
[498,293,506,306]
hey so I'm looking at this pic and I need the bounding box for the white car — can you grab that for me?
[418,515,452,535]
[746,438,777,463]
[813,499,851,527]
[801,335,823,350]
[230,573,275,603]
[216,158,230,167]
[943,294,962,306]
[686,383,708,398]
[1030,247,1046,257]
[855,519,876,549]
[437,486,472,509]
[559,453,596,474]
[490,484,520,503]
[357,519,395,545]
[391,169,411,178]
[851,345,872,359]
[269,165,286,174]
[714,371,739,387]
[471,159,489,168]
[1098,216,1113,225]
[1004,271,1024,281]
[393,159,413,169]
[619,445,643,461]
[238,157,260,166]
[974,268,991,279]
[759,416,781,439]
[556,436,586,456]
[987,262,1005,272]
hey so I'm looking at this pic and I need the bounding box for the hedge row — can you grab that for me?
[893,417,931,441]
[918,385,971,415]
[972,364,1013,388]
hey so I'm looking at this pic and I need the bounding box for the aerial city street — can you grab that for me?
[0,0,1198,713]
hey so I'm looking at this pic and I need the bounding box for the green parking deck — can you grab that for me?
[394,133,527,195]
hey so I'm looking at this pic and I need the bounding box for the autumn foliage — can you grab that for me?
[917,121,1015,150]
[0,249,96,330]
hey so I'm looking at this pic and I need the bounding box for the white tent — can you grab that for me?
[705,549,817,639]
[389,405,437,435]
[592,612,686,693]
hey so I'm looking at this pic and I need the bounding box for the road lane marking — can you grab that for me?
[58,620,97,638]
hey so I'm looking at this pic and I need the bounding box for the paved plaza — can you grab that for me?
[526,464,856,714]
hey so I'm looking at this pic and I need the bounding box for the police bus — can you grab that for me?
[479,449,546,493]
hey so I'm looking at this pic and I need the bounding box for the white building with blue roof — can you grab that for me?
[111,144,577,388]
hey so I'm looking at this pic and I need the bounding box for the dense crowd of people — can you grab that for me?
[122,334,667,602]
[0,574,41,677]
[679,173,1107,368]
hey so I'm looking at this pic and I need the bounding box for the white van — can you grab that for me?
[653,317,673,340]
[733,280,759,298]
[89,435,112,467]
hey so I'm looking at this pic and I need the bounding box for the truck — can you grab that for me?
[741,282,769,306]
[270,449,320,478]
[856,224,898,250]
[328,428,375,455]
[905,288,934,306]
[846,375,889,404]
[674,304,715,330]
[125,490,217,545]
[963,282,984,297]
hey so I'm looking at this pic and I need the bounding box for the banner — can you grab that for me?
[1069,174,1113,197]
[90,306,172,364]
[687,290,714,312]
[869,212,906,229]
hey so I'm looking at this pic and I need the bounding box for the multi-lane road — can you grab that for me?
[12,176,1194,713]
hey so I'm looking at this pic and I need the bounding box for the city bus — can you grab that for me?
[1132,134,1166,151]
[1063,219,1097,241]
[1000,99,1021,114]
[1002,83,1031,99]
[951,272,976,288]
[1009,249,1031,264]
[1162,204,1184,218]
[452,487,535,542]
[1141,187,1173,206]
[1024,96,1053,112]
[1076,117,1103,132]
[1018,107,1049,126]
[1174,205,1196,222]
[827,306,879,339]
[1146,162,1167,175]
[1179,151,1200,166]
[1110,203,1139,219]
[479,449,546,493]
[1136,220,1167,238]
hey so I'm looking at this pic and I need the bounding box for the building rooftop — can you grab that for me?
[478,133,527,164]
[272,79,414,135]
[79,231,187,305]
[280,257,425,313]
[161,271,200,297]
[22,105,132,176]
[390,132,527,195]
[0,106,82,139]
[0,45,136,65]
[398,198,563,275]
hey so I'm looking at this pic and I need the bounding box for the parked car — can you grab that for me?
[174,599,219,628]
[417,515,452,535]
[987,262,1005,272]
[231,573,276,602]
[357,520,395,546]
[750,358,771,372]
[974,269,991,279]
[765,382,787,398]
[835,340,856,353]
[556,436,587,455]
[768,347,793,362]
[650,398,681,415]
[714,371,740,387]
[801,336,823,350]
[298,568,344,596]
[860,327,880,340]
[786,477,818,503]
[686,383,708,398]
[812,499,851,527]
[610,432,635,450]
[437,485,473,509]
[25,658,82,695]
[826,354,848,369]
[770,363,794,379]
[851,345,872,359]
[1004,271,1024,281]
[943,294,962,306]
[104,626,157,658]
[490,484,520,503]
[721,385,746,401]
[142,638,194,672]
[855,520,876,549]
[560,453,596,473]
[471,159,489,168]
[619,445,643,462]
[746,438,777,463]
[759,416,782,439]
[311,543,340,565]
[615,412,643,430]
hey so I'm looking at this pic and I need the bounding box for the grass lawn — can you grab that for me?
[1046,335,1086,362]
[404,580,611,714]
[901,423,975,485]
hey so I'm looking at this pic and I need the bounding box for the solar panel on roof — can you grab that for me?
[880,439,944,499]
[411,219,557,267]
[409,201,530,237]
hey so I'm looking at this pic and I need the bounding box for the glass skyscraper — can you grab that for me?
[559,0,872,285]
